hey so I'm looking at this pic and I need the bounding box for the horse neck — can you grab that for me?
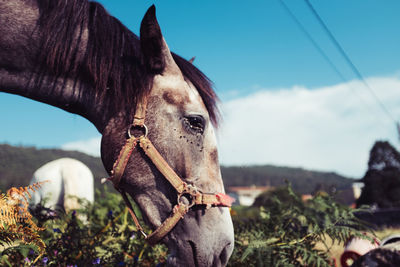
[0,0,112,133]
[0,69,110,133]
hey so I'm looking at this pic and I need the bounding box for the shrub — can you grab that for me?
[229,184,372,267]
[1,183,372,266]
[1,186,167,266]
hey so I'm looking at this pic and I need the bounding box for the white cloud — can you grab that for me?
[61,136,101,157]
[218,74,400,178]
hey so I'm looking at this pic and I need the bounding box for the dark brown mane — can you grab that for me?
[35,0,219,126]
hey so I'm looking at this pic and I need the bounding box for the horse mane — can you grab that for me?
[35,0,219,126]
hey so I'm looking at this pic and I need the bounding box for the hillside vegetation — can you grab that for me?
[0,144,108,192]
[222,165,353,194]
[0,144,353,194]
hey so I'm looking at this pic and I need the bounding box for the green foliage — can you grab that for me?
[229,184,371,267]
[1,182,373,266]
[1,187,167,266]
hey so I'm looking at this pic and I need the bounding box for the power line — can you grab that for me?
[279,0,345,82]
[278,0,375,117]
[303,0,397,124]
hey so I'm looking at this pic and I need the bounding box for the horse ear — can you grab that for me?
[140,5,180,75]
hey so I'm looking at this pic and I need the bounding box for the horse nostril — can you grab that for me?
[188,240,200,267]
[219,242,233,266]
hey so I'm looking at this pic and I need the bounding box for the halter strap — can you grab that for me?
[132,98,147,127]
[106,97,234,245]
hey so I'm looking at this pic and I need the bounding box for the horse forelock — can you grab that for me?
[34,0,219,126]
[172,53,220,128]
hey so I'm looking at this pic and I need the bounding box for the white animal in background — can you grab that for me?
[29,158,94,212]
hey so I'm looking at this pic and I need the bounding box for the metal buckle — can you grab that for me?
[127,124,148,138]
[177,184,199,208]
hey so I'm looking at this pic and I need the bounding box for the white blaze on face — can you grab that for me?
[186,83,202,106]
[152,73,207,114]
[206,120,218,149]
[151,72,222,188]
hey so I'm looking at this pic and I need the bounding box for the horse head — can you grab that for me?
[0,1,234,265]
[100,6,234,266]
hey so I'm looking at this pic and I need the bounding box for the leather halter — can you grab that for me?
[105,97,234,245]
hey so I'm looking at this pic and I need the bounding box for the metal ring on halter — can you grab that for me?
[127,124,148,138]
[177,184,199,208]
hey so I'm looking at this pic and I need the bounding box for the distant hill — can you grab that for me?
[221,165,354,195]
[0,144,354,195]
[0,144,108,192]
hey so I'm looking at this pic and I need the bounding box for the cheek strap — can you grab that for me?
[106,133,234,245]
[104,96,234,245]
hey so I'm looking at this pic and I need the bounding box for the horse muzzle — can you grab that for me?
[165,206,234,267]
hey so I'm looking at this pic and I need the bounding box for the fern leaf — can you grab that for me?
[0,182,47,263]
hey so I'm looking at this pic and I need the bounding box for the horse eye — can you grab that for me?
[183,115,205,134]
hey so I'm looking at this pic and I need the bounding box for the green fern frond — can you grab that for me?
[231,185,372,266]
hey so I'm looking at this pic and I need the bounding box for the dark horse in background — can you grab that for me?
[0,1,234,266]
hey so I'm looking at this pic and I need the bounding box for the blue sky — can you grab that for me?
[1,0,400,178]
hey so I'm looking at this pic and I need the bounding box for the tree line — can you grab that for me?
[0,144,353,195]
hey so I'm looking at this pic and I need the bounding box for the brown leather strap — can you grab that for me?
[107,96,234,245]
[195,193,235,207]
[106,136,148,238]
[108,132,235,245]
[109,136,138,187]
[120,190,147,237]
[146,204,188,245]
[139,136,187,194]
[133,97,148,127]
